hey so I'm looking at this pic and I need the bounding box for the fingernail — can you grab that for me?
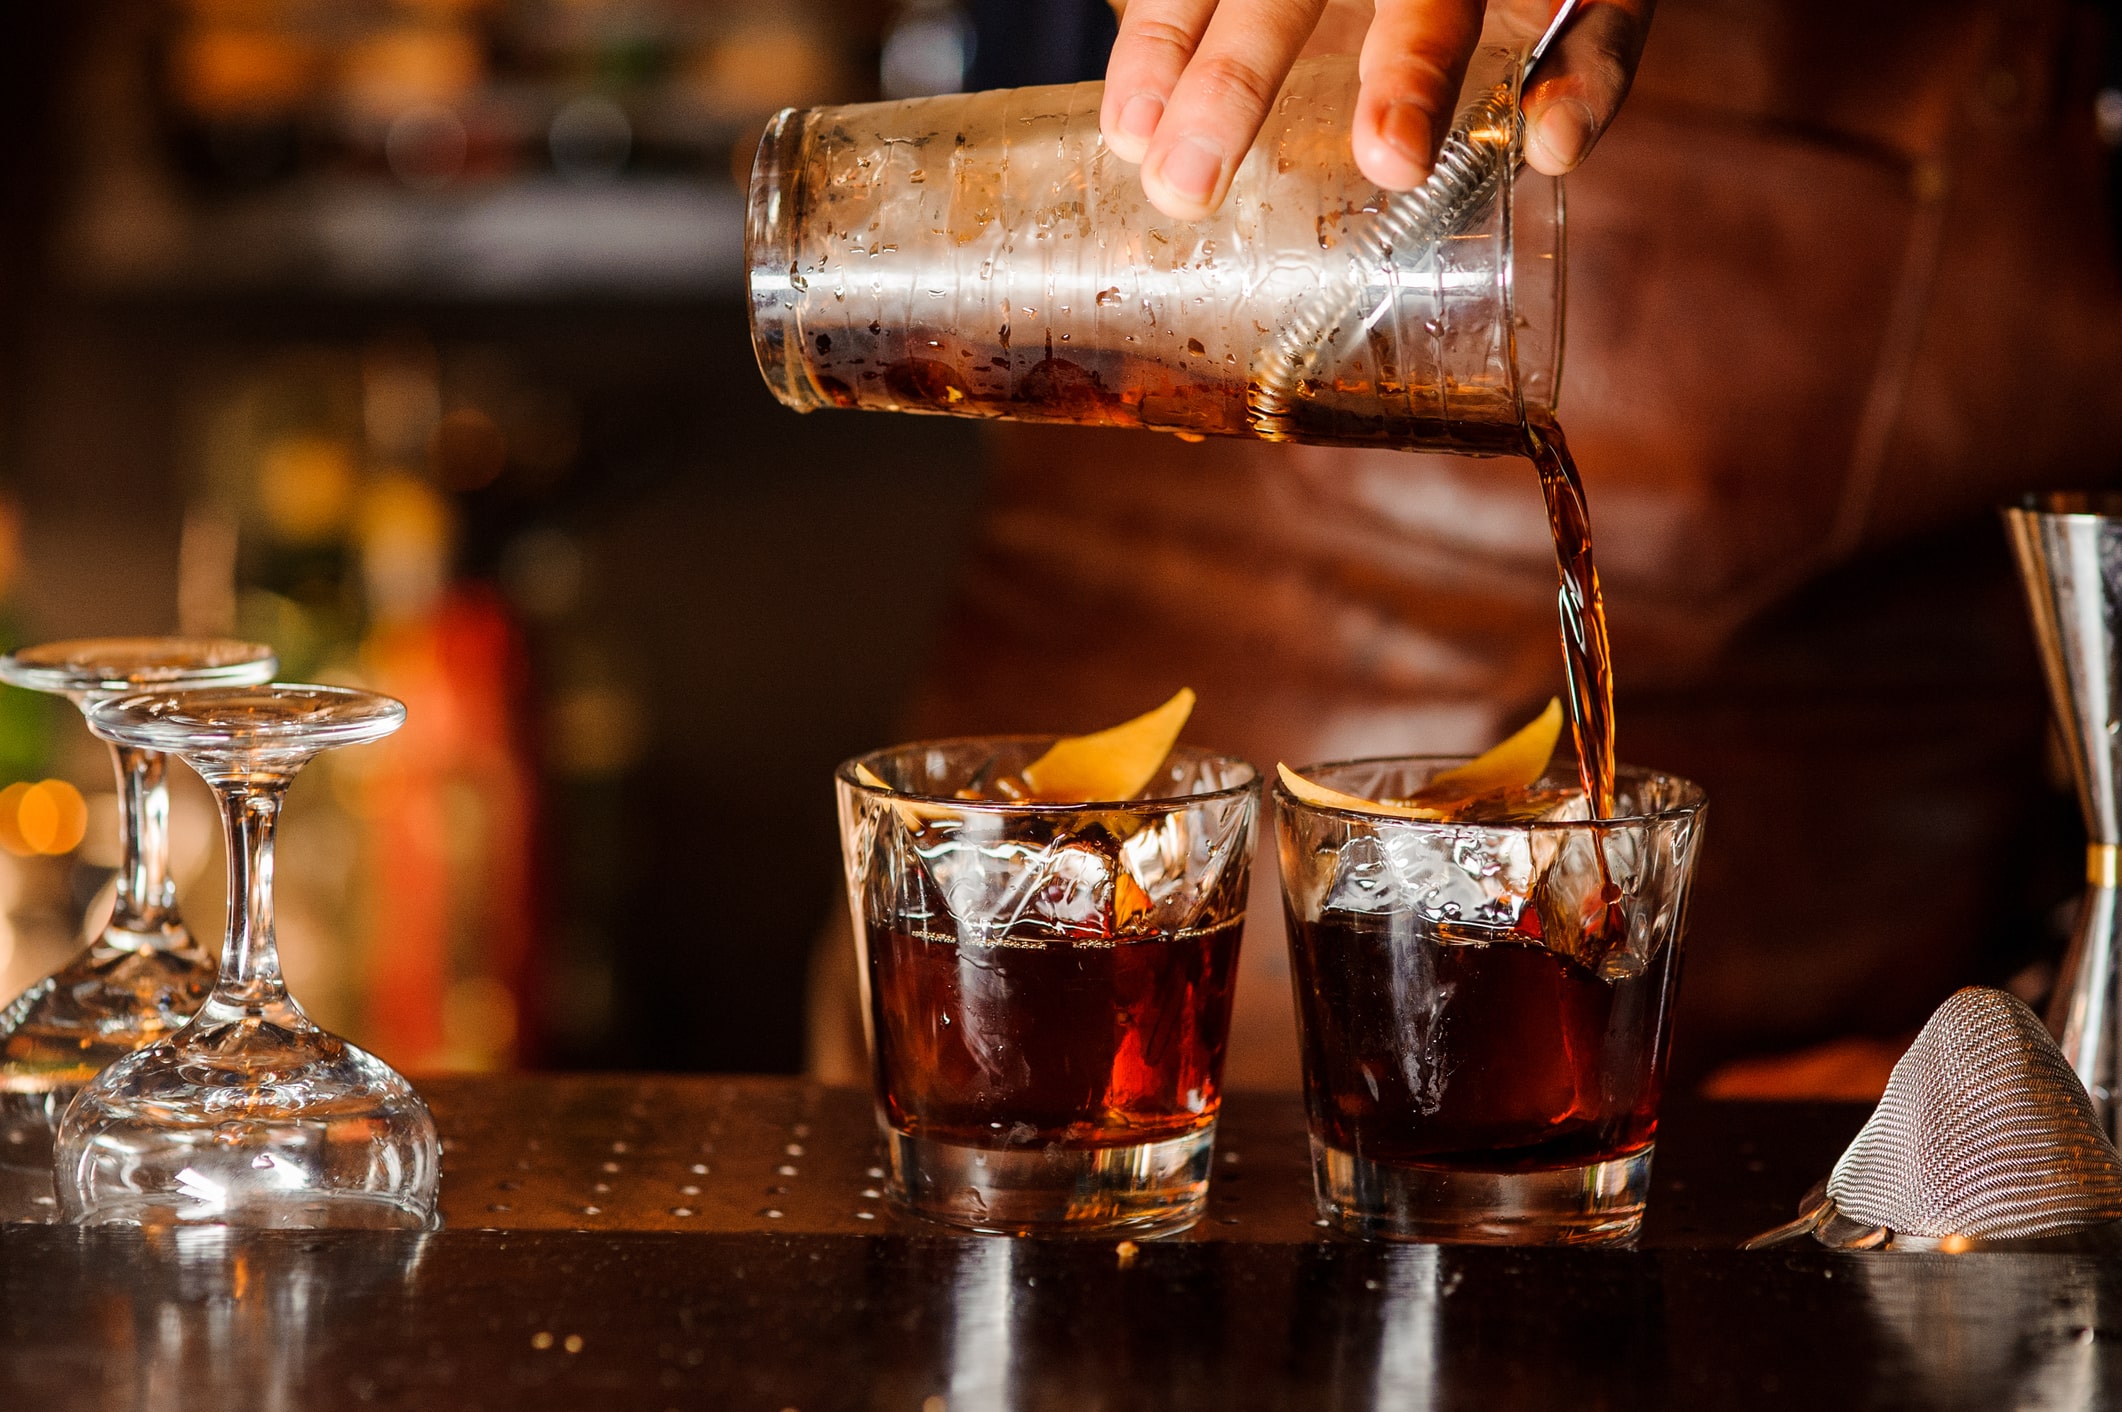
[1156,136,1224,205]
[1378,100,1434,175]
[1532,97,1596,171]
[1116,93,1163,147]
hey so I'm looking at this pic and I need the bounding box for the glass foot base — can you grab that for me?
[1313,1138,1653,1245]
[57,1029,441,1230]
[887,1124,1215,1236]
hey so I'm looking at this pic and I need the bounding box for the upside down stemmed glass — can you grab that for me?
[0,640,276,1165]
[58,684,440,1229]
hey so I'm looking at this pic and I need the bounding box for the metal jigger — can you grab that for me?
[2005,493,2122,1138]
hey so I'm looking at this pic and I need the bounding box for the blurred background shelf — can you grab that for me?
[64,178,748,299]
[0,0,988,1079]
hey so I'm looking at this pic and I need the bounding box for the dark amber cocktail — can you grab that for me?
[868,917,1243,1151]
[1277,759,1704,1244]
[840,738,1256,1235]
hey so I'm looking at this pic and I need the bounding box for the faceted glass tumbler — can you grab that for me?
[57,685,440,1230]
[0,638,275,1215]
[1276,759,1705,1244]
[839,740,1258,1236]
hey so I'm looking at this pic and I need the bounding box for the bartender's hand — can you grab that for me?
[1100,0,1653,220]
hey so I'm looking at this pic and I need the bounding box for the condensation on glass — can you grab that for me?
[747,45,1561,455]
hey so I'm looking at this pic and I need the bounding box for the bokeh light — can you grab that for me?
[0,780,90,858]
[258,434,357,542]
[431,406,507,491]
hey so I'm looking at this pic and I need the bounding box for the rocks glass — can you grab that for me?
[57,685,440,1229]
[0,639,276,1148]
[1277,759,1704,1244]
[838,740,1257,1235]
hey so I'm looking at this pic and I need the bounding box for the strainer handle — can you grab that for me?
[1741,1180,1833,1250]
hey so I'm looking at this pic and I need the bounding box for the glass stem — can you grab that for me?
[107,744,181,943]
[212,778,293,1015]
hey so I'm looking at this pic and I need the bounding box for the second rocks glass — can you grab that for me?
[1277,758,1705,1244]
[839,739,1258,1235]
[57,684,440,1229]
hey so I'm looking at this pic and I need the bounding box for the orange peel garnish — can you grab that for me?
[1397,697,1562,807]
[1277,764,1446,820]
[1115,871,1153,928]
[1278,698,1564,819]
[1020,688,1195,804]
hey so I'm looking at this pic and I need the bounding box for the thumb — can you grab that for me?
[1521,0,1654,176]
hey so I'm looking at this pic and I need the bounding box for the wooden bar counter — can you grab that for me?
[1,1077,2111,1409]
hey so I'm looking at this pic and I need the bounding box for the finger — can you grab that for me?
[1137,0,1329,220]
[1350,0,1486,191]
[1521,0,1653,175]
[1101,0,1223,165]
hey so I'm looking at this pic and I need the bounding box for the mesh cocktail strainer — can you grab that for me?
[1747,987,2122,1250]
